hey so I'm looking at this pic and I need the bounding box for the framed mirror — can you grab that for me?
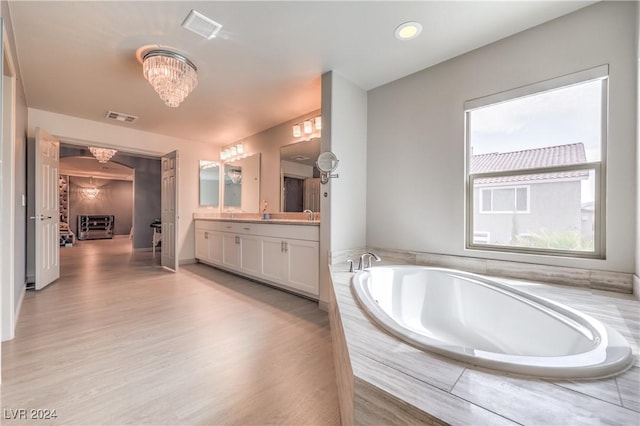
[222,153,261,212]
[279,138,321,212]
[199,160,220,206]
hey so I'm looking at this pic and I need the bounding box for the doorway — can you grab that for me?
[283,176,304,212]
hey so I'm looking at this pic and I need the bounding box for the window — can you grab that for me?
[480,186,529,214]
[465,66,607,257]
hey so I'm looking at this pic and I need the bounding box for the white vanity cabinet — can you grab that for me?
[194,220,319,298]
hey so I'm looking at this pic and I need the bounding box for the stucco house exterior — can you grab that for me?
[472,143,591,249]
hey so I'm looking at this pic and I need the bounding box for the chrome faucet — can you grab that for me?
[303,209,313,221]
[355,252,381,271]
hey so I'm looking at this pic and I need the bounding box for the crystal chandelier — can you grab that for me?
[89,147,117,163]
[142,50,198,107]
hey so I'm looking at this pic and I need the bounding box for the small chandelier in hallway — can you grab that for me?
[89,147,117,163]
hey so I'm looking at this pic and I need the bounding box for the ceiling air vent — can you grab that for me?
[105,111,138,123]
[182,10,222,40]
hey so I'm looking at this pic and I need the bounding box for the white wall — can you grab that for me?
[319,71,367,305]
[28,108,217,262]
[367,2,637,273]
[636,1,640,282]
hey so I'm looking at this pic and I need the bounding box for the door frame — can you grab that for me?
[1,22,18,342]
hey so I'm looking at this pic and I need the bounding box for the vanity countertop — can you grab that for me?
[193,213,319,226]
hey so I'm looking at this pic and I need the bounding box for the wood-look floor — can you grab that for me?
[1,239,340,425]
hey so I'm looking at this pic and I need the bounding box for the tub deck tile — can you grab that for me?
[551,377,622,406]
[616,366,640,412]
[352,356,518,426]
[451,368,640,426]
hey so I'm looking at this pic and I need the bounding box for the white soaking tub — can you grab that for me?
[351,265,633,379]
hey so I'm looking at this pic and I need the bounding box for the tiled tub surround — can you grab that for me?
[328,264,640,425]
[330,248,635,295]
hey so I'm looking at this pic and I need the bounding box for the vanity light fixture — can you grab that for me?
[303,120,313,134]
[292,116,322,139]
[220,143,247,163]
[395,21,422,40]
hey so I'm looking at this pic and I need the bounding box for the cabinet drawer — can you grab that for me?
[195,220,319,241]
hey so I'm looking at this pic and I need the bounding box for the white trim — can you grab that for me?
[633,275,640,301]
[464,64,609,111]
[1,23,18,342]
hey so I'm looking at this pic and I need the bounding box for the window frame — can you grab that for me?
[464,66,608,259]
[479,185,530,214]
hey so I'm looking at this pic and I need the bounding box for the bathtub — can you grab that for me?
[351,265,633,379]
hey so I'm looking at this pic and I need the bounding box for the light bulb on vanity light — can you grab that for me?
[293,124,301,137]
[314,116,322,130]
[230,146,237,157]
[236,144,244,154]
[303,120,313,134]
[220,150,227,161]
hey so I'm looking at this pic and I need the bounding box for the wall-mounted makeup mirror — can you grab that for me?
[279,138,321,212]
[316,151,339,184]
[222,153,261,212]
[199,160,220,206]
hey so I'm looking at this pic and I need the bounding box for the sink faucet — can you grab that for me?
[303,209,313,221]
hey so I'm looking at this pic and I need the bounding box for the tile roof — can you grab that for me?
[472,143,589,184]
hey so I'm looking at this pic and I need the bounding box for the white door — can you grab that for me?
[34,128,60,290]
[161,151,178,271]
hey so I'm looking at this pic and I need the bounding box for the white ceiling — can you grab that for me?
[8,1,594,147]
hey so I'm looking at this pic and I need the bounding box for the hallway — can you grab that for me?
[2,239,340,425]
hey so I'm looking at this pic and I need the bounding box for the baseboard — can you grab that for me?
[179,258,197,265]
[133,247,153,252]
[633,274,640,301]
[318,300,329,312]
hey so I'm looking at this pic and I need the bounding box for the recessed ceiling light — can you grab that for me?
[395,21,422,40]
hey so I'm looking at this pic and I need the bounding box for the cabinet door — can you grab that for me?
[285,239,319,296]
[222,234,240,270]
[240,235,261,276]
[261,236,285,282]
[208,231,224,264]
[195,228,210,261]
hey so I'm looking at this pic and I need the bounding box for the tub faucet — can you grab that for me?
[358,252,381,270]
[303,209,313,221]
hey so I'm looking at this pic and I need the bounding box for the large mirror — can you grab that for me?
[199,160,220,206]
[280,138,321,212]
[222,153,261,212]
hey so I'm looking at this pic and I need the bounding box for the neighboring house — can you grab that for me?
[471,143,590,247]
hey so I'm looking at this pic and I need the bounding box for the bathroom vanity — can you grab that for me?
[194,217,319,299]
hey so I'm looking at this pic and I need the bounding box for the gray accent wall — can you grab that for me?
[68,177,133,237]
[60,146,161,249]
[366,2,637,274]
